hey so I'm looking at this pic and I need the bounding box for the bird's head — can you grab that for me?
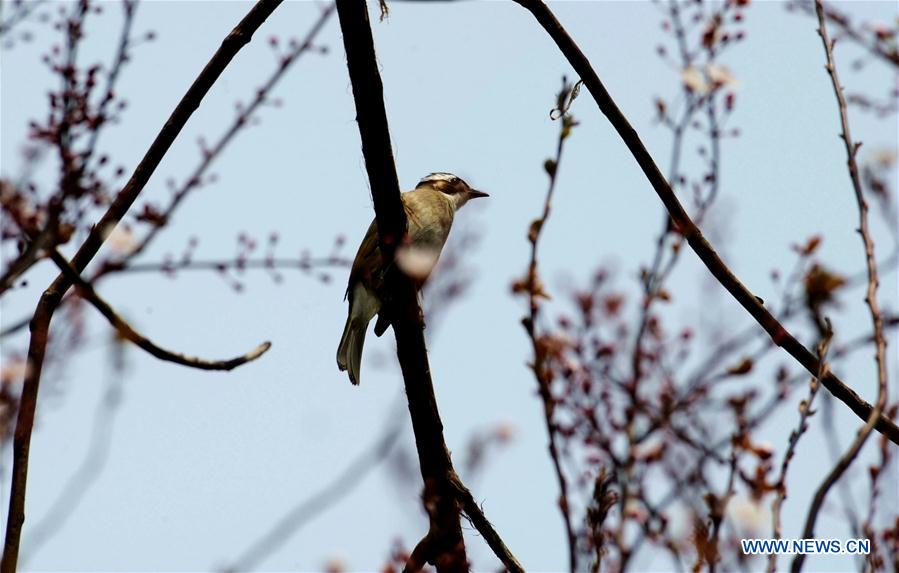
[416,172,488,210]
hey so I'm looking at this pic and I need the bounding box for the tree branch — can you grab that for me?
[792,3,891,570]
[226,398,405,572]
[117,255,350,275]
[336,1,522,571]
[512,0,899,445]
[1,2,283,570]
[768,327,832,573]
[336,1,466,570]
[48,248,271,370]
[519,80,578,573]
[449,473,525,573]
[116,2,336,267]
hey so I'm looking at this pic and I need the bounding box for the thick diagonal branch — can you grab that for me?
[512,0,899,445]
[1,2,283,571]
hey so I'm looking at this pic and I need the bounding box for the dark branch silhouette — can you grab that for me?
[335,1,522,571]
[20,348,127,563]
[48,248,271,371]
[512,0,899,445]
[1,2,284,570]
[115,3,336,268]
[792,3,891,570]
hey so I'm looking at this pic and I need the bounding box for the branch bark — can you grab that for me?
[335,1,522,571]
[1,2,283,570]
[335,1,465,570]
[512,0,899,446]
[48,249,271,371]
[792,3,890,570]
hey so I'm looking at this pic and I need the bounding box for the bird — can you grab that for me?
[336,172,488,385]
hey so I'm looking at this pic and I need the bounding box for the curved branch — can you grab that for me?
[1,2,283,570]
[48,249,270,371]
[792,3,890,570]
[512,0,899,445]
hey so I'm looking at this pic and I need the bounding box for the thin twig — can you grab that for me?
[117,2,336,266]
[521,78,578,573]
[48,248,270,371]
[768,327,833,573]
[791,3,890,570]
[512,0,899,445]
[82,0,138,170]
[1,3,283,569]
[0,0,47,37]
[792,0,899,68]
[119,255,350,274]
[0,254,351,340]
[225,397,406,572]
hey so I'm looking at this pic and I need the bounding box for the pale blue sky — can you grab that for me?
[1,1,897,571]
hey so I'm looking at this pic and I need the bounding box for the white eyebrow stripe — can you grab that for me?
[418,172,458,185]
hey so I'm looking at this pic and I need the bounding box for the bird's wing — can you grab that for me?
[347,218,385,302]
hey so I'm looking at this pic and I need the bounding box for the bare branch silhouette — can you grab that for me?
[792,0,899,68]
[335,1,522,571]
[48,248,271,370]
[336,0,465,567]
[768,326,833,573]
[512,0,899,445]
[225,397,406,572]
[1,2,284,569]
[20,343,128,563]
[515,77,579,573]
[792,3,891,570]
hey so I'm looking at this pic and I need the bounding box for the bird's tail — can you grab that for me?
[336,283,380,385]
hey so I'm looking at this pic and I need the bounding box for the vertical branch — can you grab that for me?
[1,2,283,570]
[521,80,579,573]
[335,5,523,571]
[335,1,467,570]
[768,329,832,573]
[791,3,890,570]
[705,447,738,573]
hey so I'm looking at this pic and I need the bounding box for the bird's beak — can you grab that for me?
[469,188,489,199]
